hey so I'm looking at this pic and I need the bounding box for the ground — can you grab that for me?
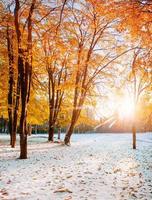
[0,133,152,200]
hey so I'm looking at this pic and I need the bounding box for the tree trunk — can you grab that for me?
[11,130,16,148]
[11,80,20,148]
[14,0,35,159]
[20,109,27,159]
[64,122,75,145]
[64,109,79,145]
[19,53,28,159]
[64,87,86,145]
[20,134,27,159]
[63,42,86,145]
[132,123,136,149]
[35,125,37,134]
[11,108,18,148]
[48,125,54,141]
[64,74,79,145]
[6,26,14,146]
[58,128,61,140]
[48,70,55,142]
[20,116,27,159]
[8,111,13,145]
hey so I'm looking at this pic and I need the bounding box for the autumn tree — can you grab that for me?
[0,3,14,143]
[32,0,70,141]
[111,0,152,148]
[4,7,19,148]
[0,28,8,121]
[63,0,136,145]
[13,0,37,158]
[127,48,152,149]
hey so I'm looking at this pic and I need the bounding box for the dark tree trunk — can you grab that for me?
[19,109,27,159]
[7,25,21,148]
[58,128,61,140]
[20,134,27,159]
[11,76,20,148]
[48,125,54,141]
[35,125,37,134]
[11,130,16,148]
[48,70,55,142]
[6,26,14,146]
[8,112,13,145]
[132,123,136,149]
[19,113,27,159]
[14,0,35,159]
[19,51,28,159]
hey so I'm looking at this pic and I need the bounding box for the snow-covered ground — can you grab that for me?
[0,133,152,200]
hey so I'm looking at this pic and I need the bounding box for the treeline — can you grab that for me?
[0,0,152,158]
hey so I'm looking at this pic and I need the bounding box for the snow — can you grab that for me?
[0,133,152,200]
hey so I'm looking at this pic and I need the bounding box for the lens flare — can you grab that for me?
[118,97,134,119]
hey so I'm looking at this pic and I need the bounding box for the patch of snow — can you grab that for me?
[0,133,152,200]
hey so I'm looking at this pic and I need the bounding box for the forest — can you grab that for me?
[0,0,152,158]
[0,1,152,200]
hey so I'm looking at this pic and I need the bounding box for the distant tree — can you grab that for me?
[129,48,152,149]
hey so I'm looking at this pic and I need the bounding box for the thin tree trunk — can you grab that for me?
[48,71,55,141]
[35,125,37,134]
[11,76,20,148]
[19,51,28,159]
[6,26,14,146]
[58,128,61,140]
[8,110,13,145]
[132,123,136,149]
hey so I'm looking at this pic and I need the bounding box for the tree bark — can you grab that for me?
[64,82,86,145]
[6,26,14,146]
[64,121,75,145]
[48,125,54,141]
[19,112,27,159]
[19,50,28,159]
[20,112,27,159]
[11,76,20,148]
[20,134,27,159]
[64,42,84,145]
[132,123,136,149]
[64,107,80,145]
[58,128,61,140]
[48,70,55,141]
[14,0,35,159]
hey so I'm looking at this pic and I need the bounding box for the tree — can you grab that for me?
[63,0,136,145]
[0,3,13,140]
[129,48,152,149]
[5,12,19,148]
[114,0,152,148]
[6,25,15,146]
[14,0,36,159]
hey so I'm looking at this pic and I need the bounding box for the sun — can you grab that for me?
[118,96,135,120]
